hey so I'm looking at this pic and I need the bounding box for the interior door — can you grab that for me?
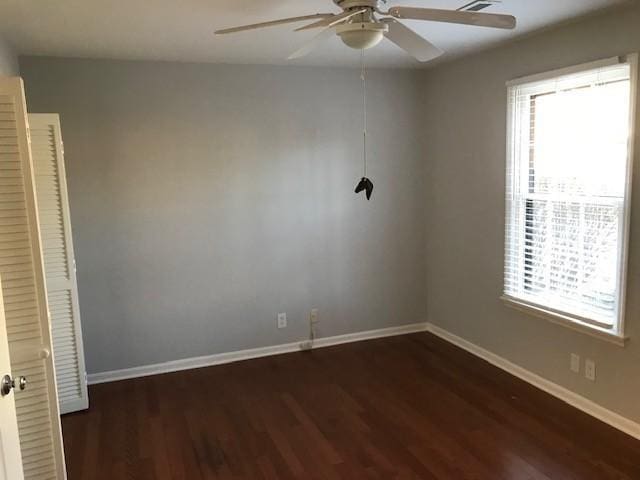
[0,279,24,480]
[29,114,88,414]
[0,77,67,479]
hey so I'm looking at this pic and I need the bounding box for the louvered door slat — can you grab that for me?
[29,113,88,417]
[0,78,66,480]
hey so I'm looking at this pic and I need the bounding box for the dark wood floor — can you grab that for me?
[61,333,640,479]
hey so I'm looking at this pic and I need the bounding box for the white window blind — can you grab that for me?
[504,57,636,334]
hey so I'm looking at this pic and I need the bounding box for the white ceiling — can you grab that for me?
[0,0,628,69]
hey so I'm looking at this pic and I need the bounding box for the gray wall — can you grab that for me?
[0,36,18,75]
[421,2,640,423]
[19,58,426,374]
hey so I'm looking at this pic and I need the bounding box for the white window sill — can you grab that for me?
[500,296,628,347]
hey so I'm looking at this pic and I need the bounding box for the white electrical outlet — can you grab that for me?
[277,313,287,329]
[570,353,580,373]
[310,308,319,324]
[585,359,596,381]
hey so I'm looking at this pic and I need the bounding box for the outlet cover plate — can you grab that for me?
[570,353,580,373]
[585,359,596,381]
[277,313,287,329]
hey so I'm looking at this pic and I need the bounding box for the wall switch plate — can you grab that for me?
[585,359,596,381]
[310,308,319,324]
[570,353,580,373]
[277,313,287,329]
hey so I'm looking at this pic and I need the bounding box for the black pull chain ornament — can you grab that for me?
[355,177,374,200]
[355,49,373,200]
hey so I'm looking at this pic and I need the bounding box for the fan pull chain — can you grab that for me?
[361,48,367,177]
[354,49,373,200]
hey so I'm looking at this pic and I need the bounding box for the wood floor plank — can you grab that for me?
[61,333,640,479]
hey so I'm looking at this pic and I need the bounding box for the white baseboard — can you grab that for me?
[427,323,640,441]
[87,322,429,385]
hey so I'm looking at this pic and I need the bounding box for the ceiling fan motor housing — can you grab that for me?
[334,0,388,50]
[334,0,382,9]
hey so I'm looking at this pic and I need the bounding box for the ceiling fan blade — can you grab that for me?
[215,13,334,34]
[288,27,335,60]
[381,19,443,62]
[387,6,516,30]
[295,9,367,32]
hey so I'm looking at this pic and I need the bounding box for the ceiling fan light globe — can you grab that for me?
[339,29,383,49]
[336,22,388,50]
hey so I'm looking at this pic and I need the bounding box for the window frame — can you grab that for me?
[502,54,638,345]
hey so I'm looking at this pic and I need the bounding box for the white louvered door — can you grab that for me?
[0,278,24,480]
[29,114,87,415]
[0,78,66,480]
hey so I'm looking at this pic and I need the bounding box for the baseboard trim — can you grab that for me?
[87,322,429,385]
[426,323,640,441]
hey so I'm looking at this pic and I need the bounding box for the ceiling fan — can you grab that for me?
[215,0,517,63]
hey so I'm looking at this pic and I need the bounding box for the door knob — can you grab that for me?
[1,375,27,396]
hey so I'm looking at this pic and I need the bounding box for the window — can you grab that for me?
[503,56,637,341]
